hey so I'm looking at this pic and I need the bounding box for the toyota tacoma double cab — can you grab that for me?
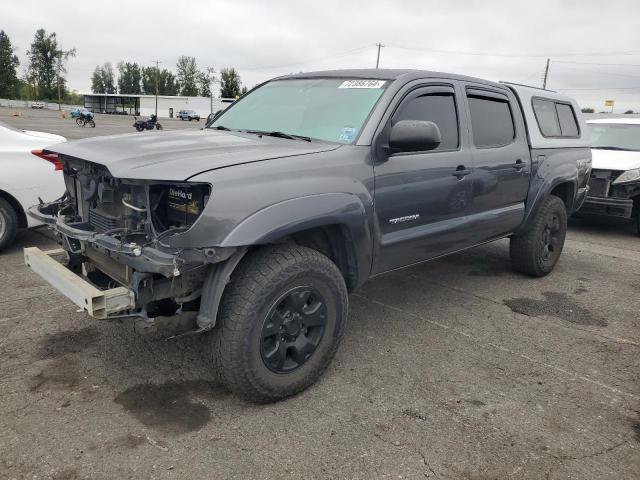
[26,70,591,403]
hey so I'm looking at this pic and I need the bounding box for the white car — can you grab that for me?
[31,101,46,109]
[0,121,66,250]
[580,118,640,235]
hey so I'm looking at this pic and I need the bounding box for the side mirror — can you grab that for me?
[389,120,441,152]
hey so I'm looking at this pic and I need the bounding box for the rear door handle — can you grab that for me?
[512,159,525,170]
[453,165,471,179]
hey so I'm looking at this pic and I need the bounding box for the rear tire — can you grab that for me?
[211,245,348,403]
[0,198,19,252]
[510,194,567,277]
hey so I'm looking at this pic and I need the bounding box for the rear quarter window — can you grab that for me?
[556,103,579,137]
[532,97,580,138]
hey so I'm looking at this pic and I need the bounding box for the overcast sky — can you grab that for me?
[3,0,640,112]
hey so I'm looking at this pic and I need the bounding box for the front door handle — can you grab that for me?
[453,165,471,179]
[512,159,525,170]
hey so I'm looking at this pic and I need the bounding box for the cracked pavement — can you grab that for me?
[0,109,639,479]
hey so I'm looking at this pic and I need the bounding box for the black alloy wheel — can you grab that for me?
[260,286,327,373]
[540,212,561,262]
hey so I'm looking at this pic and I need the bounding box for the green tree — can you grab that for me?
[0,30,20,98]
[91,65,105,93]
[141,67,180,95]
[117,61,142,94]
[581,107,595,113]
[163,71,180,96]
[26,29,75,102]
[624,109,635,114]
[241,85,248,95]
[197,70,211,97]
[220,68,242,98]
[101,62,116,94]
[27,28,58,99]
[176,56,199,96]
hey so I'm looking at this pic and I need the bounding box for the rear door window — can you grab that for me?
[466,92,515,147]
[393,92,459,150]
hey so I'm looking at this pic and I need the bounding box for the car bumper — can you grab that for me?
[24,247,135,319]
[579,195,634,219]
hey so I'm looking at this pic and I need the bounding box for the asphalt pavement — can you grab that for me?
[0,107,638,480]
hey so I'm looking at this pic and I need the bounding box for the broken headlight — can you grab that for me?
[612,168,640,185]
[149,183,211,232]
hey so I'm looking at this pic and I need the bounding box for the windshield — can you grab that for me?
[588,123,640,151]
[209,78,388,143]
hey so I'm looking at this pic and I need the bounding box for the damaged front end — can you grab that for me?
[581,168,640,219]
[27,157,236,335]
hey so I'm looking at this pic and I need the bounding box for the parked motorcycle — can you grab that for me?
[133,114,163,132]
[75,111,95,128]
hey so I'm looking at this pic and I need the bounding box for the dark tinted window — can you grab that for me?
[394,93,459,150]
[556,103,579,136]
[532,98,561,136]
[467,95,515,147]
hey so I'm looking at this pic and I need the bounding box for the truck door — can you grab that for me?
[372,83,474,274]
[462,86,531,240]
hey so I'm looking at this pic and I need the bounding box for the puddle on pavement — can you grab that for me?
[114,380,222,435]
[38,326,99,359]
[503,291,606,326]
[28,356,79,392]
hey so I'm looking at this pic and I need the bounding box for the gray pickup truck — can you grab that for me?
[26,69,591,403]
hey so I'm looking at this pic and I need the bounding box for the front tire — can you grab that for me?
[212,245,348,403]
[510,194,567,277]
[155,123,163,130]
[0,198,19,252]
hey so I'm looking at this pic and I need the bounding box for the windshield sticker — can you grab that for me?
[339,126,357,143]
[339,80,386,89]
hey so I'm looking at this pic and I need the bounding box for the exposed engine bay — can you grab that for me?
[29,157,234,332]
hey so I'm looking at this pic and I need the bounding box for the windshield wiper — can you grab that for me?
[211,125,231,131]
[592,146,633,151]
[245,130,312,142]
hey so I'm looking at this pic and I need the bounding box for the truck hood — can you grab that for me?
[591,148,640,171]
[46,129,339,181]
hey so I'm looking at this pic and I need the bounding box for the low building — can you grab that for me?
[82,93,236,118]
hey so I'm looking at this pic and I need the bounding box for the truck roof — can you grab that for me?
[283,68,505,89]
[281,69,588,149]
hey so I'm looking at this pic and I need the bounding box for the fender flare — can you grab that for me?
[515,176,577,236]
[220,193,372,286]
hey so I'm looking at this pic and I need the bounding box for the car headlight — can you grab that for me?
[612,168,640,185]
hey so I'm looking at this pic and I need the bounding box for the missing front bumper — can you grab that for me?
[579,196,634,219]
[24,247,135,319]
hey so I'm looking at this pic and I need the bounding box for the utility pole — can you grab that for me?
[56,52,62,111]
[375,43,384,69]
[542,58,550,89]
[206,67,216,114]
[152,59,161,117]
